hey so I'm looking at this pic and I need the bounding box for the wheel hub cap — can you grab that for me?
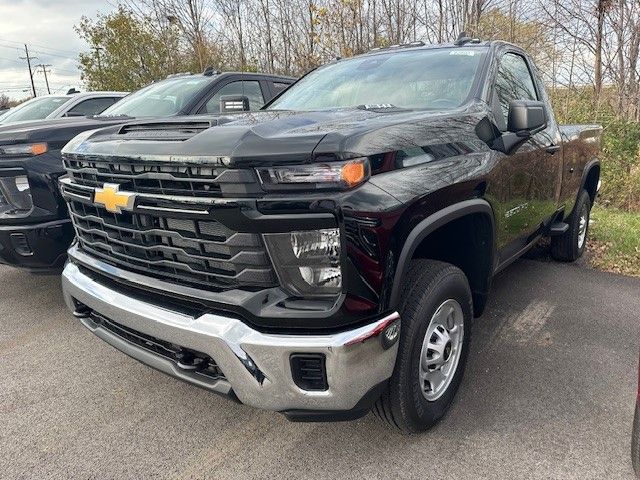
[419,299,465,401]
[577,204,589,249]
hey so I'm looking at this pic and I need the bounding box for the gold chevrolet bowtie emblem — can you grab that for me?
[93,183,135,213]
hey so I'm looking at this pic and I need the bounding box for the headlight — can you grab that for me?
[0,174,33,218]
[61,129,95,156]
[256,158,369,191]
[263,228,342,297]
[0,143,48,157]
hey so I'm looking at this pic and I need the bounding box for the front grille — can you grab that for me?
[63,157,256,198]
[62,149,276,292]
[90,310,225,380]
[66,199,277,291]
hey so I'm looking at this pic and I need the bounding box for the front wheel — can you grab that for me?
[373,260,472,433]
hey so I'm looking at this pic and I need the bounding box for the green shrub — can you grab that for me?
[550,88,640,212]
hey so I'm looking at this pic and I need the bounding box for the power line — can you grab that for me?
[0,56,24,65]
[0,37,80,56]
[48,66,80,75]
[0,50,80,76]
[31,49,77,61]
[0,43,76,61]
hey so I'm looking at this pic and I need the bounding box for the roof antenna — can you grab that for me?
[66,88,80,94]
[455,31,480,46]
[202,66,219,76]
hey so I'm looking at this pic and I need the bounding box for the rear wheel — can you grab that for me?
[551,189,591,262]
[373,260,472,433]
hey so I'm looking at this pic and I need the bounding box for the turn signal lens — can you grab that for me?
[341,160,366,187]
[30,143,48,155]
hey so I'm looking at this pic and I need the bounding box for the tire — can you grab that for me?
[633,402,640,478]
[373,259,473,433]
[551,189,591,262]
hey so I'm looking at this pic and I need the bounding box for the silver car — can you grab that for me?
[0,91,127,125]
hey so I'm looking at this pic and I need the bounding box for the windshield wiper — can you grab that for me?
[91,114,135,120]
[357,104,408,112]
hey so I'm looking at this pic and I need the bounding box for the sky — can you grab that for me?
[0,0,112,100]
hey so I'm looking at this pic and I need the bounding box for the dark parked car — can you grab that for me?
[0,91,127,125]
[59,40,601,431]
[633,353,639,476]
[0,71,294,270]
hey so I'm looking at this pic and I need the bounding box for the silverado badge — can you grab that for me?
[93,183,136,214]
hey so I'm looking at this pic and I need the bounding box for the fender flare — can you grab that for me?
[579,158,601,205]
[389,198,496,310]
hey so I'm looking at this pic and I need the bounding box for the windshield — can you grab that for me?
[0,96,69,123]
[269,47,486,111]
[99,76,212,117]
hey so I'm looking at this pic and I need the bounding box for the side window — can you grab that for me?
[200,81,265,114]
[66,97,119,116]
[272,82,291,96]
[493,53,539,130]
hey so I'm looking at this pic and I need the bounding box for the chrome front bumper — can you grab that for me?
[61,261,400,414]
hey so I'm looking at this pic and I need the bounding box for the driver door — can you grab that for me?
[489,51,562,261]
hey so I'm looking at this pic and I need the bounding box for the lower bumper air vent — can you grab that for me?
[290,354,328,391]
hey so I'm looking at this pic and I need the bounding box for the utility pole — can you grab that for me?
[19,44,37,97]
[37,64,52,94]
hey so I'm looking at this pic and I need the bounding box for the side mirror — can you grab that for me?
[220,95,250,113]
[507,100,547,135]
[63,112,87,118]
[490,100,547,154]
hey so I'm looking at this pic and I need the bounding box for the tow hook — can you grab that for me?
[175,350,207,371]
[72,304,91,319]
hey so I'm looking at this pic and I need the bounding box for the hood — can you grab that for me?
[63,105,487,166]
[0,116,133,148]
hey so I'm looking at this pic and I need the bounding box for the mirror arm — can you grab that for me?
[490,132,528,154]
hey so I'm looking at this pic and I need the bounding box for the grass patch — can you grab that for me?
[588,206,640,276]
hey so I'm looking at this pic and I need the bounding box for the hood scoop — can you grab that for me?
[119,121,212,141]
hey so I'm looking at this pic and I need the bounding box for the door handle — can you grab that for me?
[546,145,561,154]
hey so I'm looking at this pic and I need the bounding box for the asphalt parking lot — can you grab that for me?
[1,256,639,479]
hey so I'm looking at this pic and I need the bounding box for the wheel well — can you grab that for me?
[411,213,494,317]
[584,164,600,205]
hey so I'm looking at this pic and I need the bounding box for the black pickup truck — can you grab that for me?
[59,40,601,432]
[0,71,293,270]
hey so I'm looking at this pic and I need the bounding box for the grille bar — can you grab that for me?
[63,156,259,197]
